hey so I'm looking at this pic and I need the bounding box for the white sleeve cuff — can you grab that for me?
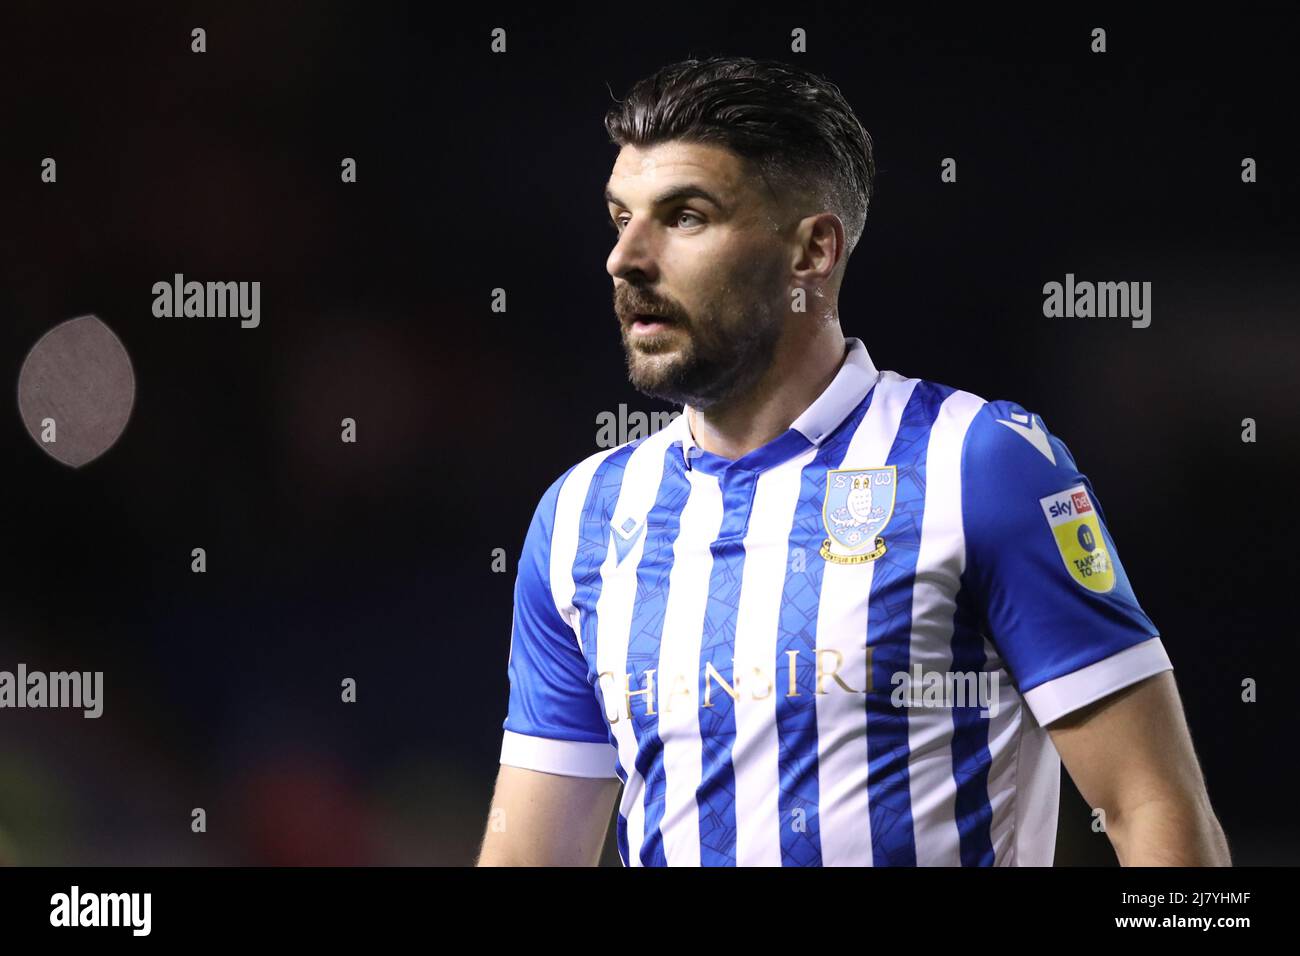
[1023,636,1172,726]
[500,729,620,778]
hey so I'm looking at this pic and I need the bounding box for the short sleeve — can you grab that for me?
[500,467,619,778]
[961,400,1171,726]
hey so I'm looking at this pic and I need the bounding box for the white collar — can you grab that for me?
[676,336,881,467]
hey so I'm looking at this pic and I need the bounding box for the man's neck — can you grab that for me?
[688,326,848,462]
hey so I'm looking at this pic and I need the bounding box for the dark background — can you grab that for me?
[0,3,1295,865]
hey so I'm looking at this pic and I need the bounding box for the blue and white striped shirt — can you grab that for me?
[499,336,1170,866]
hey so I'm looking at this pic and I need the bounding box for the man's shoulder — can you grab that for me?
[959,396,1075,476]
[874,368,989,412]
[886,370,1078,479]
[877,370,995,441]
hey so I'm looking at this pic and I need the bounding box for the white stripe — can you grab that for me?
[982,640,1030,864]
[550,448,620,653]
[592,428,679,867]
[816,370,918,866]
[655,468,724,866]
[499,730,620,777]
[1023,637,1172,727]
[732,448,817,866]
[906,389,985,865]
[1009,708,1061,866]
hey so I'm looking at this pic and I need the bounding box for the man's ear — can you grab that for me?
[791,211,845,281]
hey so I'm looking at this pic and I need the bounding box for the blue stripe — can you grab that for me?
[627,450,691,866]
[949,581,996,865]
[694,466,754,866]
[773,389,878,865]
[616,812,629,866]
[866,381,953,867]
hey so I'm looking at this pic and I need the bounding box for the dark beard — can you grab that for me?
[621,304,783,409]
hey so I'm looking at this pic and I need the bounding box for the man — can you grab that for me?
[477,56,1229,866]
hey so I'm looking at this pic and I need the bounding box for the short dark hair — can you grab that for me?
[603,55,876,262]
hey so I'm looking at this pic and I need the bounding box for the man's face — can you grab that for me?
[605,140,791,408]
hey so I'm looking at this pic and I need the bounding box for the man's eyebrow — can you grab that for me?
[604,184,727,213]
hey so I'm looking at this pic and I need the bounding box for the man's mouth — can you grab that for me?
[628,312,677,334]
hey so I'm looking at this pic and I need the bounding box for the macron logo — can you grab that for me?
[995,411,1056,465]
[610,515,645,566]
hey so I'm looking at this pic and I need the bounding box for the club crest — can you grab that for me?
[820,466,896,564]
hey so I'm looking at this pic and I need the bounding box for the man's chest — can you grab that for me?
[566,463,968,733]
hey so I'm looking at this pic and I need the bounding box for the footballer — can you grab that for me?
[476,56,1230,867]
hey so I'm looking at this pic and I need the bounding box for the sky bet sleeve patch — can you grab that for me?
[1039,484,1115,593]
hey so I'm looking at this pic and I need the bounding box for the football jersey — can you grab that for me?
[498,336,1170,866]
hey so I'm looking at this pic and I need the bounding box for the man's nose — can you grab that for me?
[606,218,660,282]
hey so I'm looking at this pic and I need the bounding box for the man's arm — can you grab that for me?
[476,765,622,866]
[1047,670,1231,866]
[484,464,622,866]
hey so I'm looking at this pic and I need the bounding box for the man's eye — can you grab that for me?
[608,212,702,232]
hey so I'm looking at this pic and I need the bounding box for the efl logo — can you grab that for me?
[1039,485,1115,594]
